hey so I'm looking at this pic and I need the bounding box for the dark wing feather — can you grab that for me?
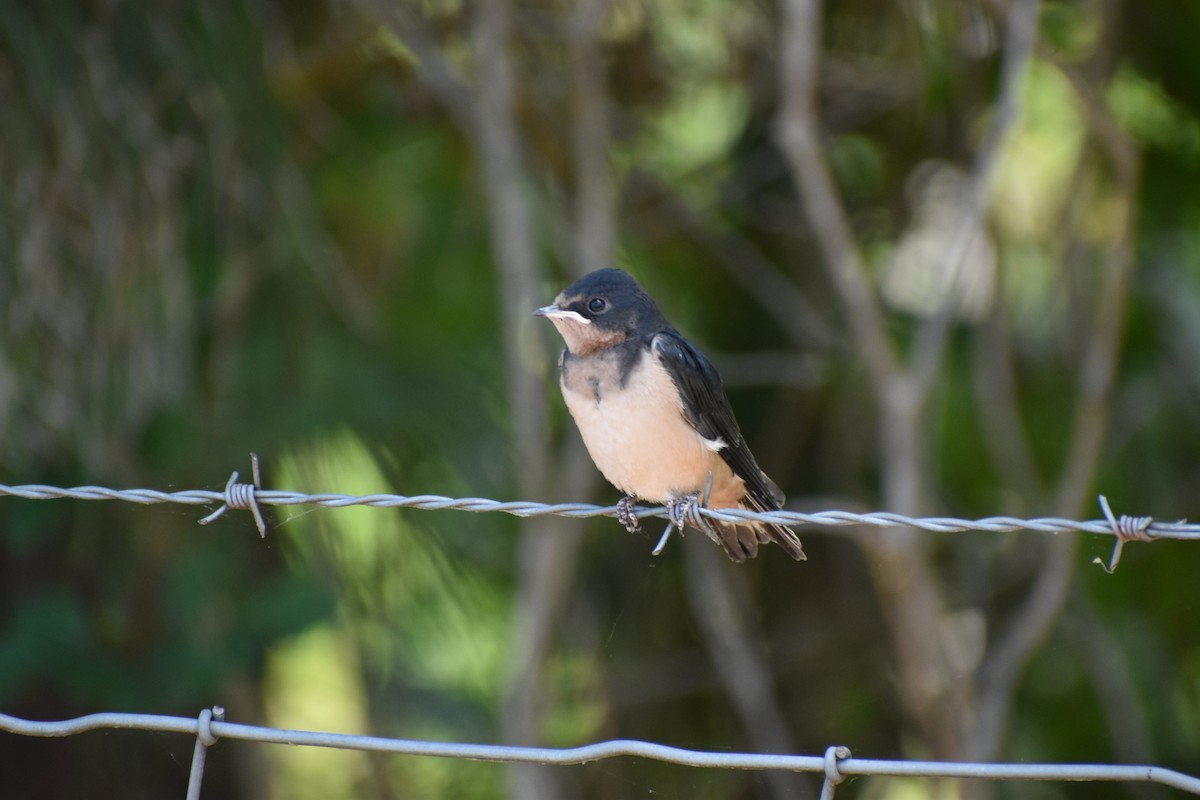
[652,330,806,561]
[650,330,782,511]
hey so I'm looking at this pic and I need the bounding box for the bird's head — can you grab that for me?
[534,268,664,355]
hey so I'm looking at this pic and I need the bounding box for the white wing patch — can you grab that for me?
[702,436,727,452]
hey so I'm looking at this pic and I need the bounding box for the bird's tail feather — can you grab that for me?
[743,494,806,561]
[705,519,805,562]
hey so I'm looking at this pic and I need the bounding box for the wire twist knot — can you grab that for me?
[819,745,852,799]
[198,454,267,537]
[1094,494,1155,574]
[196,706,223,747]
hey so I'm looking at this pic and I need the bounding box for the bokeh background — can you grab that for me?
[3,1,1200,798]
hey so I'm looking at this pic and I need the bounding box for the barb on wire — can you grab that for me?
[198,454,267,537]
[0,464,1198,547]
[1094,494,1158,573]
[1,709,1199,794]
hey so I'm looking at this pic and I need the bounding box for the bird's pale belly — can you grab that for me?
[561,350,736,503]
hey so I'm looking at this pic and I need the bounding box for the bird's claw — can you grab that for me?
[668,493,708,530]
[616,495,641,533]
[653,490,716,556]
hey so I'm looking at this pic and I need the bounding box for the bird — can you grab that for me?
[534,268,805,562]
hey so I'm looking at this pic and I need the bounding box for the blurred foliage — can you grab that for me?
[2,0,1200,798]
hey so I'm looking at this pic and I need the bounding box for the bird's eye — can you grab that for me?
[587,297,607,313]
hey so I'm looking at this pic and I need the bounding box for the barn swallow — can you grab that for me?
[535,268,805,562]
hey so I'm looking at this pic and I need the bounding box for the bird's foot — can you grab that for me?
[653,488,716,556]
[616,495,641,533]
[667,493,706,530]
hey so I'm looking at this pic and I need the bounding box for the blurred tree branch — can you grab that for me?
[374,3,476,135]
[777,0,1094,773]
[776,0,898,394]
[909,0,1040,392]
[775,0,1143,777]
[683,537,808,800]
[652,179,835,349]
[972,34,1142,761]
[1066,589,1163,800]
[569,0,615,277]
[468,3,563,797]
[375,3,628,797]
[971,292,1047,507]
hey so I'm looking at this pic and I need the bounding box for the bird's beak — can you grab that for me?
[534,304,590,324]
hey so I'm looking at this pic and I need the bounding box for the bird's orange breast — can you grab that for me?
[561,346,742,504]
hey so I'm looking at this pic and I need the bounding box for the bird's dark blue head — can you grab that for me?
[535,268,667,355]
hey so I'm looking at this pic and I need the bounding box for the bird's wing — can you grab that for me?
[651,330,784,509]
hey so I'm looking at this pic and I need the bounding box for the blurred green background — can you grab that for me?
[2,1,1200,798]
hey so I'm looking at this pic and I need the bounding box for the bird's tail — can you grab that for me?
[707,496,806,562]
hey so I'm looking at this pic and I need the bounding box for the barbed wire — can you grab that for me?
[2,708,1198,799]
[1,459,1197,544]
[3,456,1196,573]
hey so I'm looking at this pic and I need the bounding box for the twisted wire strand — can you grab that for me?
[0,481,1197,540]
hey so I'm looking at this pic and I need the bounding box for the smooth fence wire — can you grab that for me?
[2,709,1200,798]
